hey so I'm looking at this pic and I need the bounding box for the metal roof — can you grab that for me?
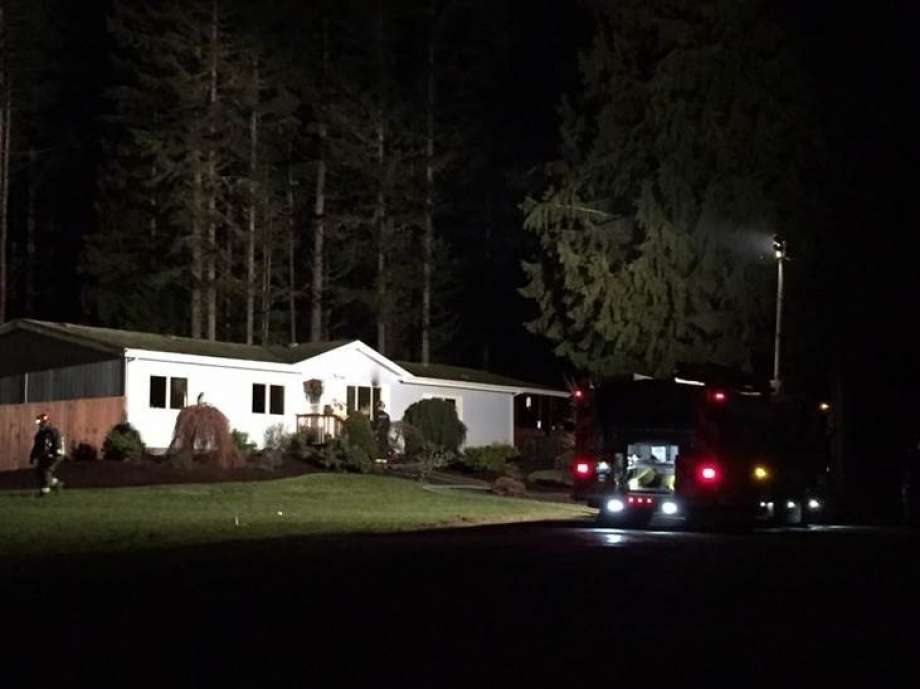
[0,320,348,365]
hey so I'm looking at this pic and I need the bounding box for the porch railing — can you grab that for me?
[296,413,345,446]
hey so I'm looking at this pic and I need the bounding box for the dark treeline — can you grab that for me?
[0,0,581,376]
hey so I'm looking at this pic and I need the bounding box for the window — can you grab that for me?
[170,377,188,409]
[346,385,381,416]
[149,376,167,409]
[269,385,285,415]
[252,384,266,414]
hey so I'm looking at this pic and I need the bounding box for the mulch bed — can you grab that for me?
[0,457,318,491]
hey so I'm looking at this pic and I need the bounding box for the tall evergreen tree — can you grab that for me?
[521,0,820,377]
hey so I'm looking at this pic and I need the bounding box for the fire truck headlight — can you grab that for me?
[606,498,625,514]
[807,498,821,511]
[661,500,679,516]
[597,461,610,473]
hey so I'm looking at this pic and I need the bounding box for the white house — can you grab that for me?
[0,320,567,468]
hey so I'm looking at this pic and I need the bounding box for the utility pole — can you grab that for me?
[772,235,787,394]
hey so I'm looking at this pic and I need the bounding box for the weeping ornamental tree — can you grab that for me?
[521,0,819,378]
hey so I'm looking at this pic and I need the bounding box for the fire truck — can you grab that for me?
[570,371,830,528]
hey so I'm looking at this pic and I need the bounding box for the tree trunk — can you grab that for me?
[206,0,220,341]
[422,1,436,365]
[224,222,232,340]
[310,21,328,343]
[25,147,36,316]
[0,5,9,325]
[288,149,296,344]
[375,6,387,356]
[191,151,203,338]
[246,56,259,345]
[260,213,272,346]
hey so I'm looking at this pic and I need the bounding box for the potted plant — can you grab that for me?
[304,379,324,404]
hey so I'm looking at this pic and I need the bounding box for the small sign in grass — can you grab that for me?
[0,474,591,559]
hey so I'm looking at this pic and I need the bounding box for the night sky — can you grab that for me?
[5,1,919,480]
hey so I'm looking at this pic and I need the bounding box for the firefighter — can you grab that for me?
[30,413,65,496]
[373,400,391,460]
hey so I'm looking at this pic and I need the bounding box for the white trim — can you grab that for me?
[124,348,301,376]
[292,340,415,379]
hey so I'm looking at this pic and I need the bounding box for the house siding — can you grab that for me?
[124,352,300,450]
[0,360,124,406]
[292,346,402,416]
[390,383,514,448]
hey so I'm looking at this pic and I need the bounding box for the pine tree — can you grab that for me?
[522,0,818,377]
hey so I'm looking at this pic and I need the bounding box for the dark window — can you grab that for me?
[252,384,266,413]
[269,385,285,415]
[150,376,167,409]
[347,386,381,416]
[357,387,371,414]
[170,378,188,409]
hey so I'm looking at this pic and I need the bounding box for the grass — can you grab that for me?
[0,473,591,558]
[528,469,574,487]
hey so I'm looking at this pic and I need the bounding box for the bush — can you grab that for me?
[71,442,98,462]
[491,476,527,497]
[102,423,145,462]
[250,449,285,472]
[321,413,377,473]
[168,450,197,471]
[168,404,241,469]
[461,444,519,474]
[402,399,466,457]
[263,424,287,451]
[232,430,257,457]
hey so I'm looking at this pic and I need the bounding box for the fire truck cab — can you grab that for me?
[571,374,829,528]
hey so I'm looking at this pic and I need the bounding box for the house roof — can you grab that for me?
[0,320,566,395]
[0,320,348,365]
[397,361,565,394]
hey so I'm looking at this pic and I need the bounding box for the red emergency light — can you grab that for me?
[574,461,593,477]
[572,389,585,400]
[708,389,728,404]
[696,462,722,485]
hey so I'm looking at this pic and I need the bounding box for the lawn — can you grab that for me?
[0,473,591,558]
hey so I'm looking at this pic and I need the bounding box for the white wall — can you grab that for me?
[291,345,403,416]
[124,350,300,450]
[390,382,514,447]
[123,343,519,451]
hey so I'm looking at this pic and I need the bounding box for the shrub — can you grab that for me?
[251,449,285,472]
[102,423,145,462]
[71,442,98,462]
[491,476,527,497]
[232,430,257,457]
[402,422,452,483]
[321,413,377,473]
[461,444,519,474]
[402,399,466,457]
[263,424,287,451]
[168,450,197,471]
[168,404,241,469]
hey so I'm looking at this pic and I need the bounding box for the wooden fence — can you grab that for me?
[0,398,126,471]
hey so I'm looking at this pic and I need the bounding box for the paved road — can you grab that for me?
[6,520,919,687]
